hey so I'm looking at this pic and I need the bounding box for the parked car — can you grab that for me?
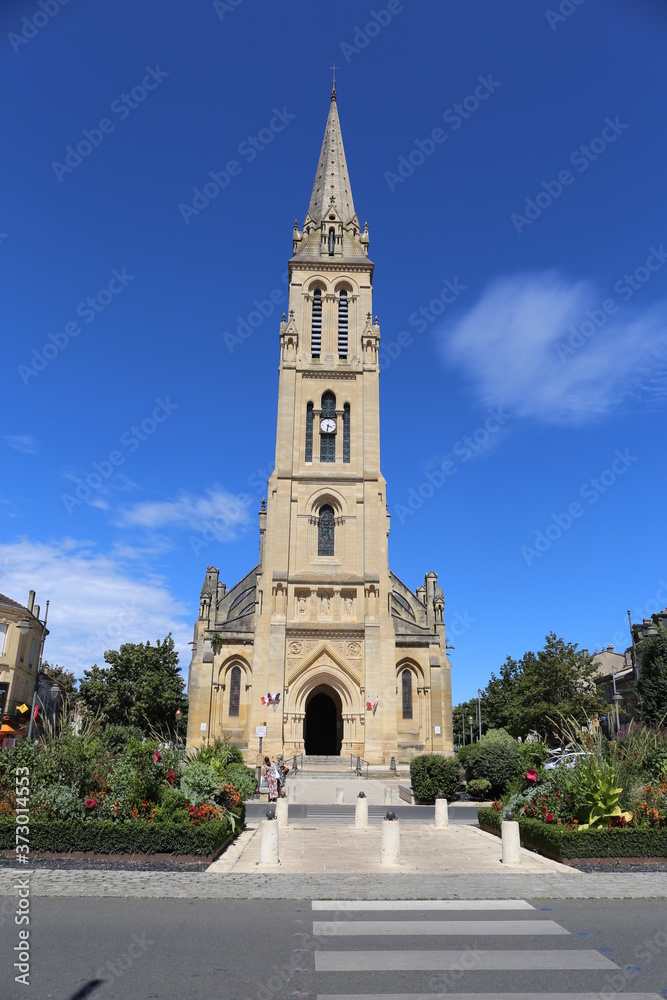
[543,750,587,771]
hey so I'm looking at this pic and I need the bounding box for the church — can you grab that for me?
[186,88,454,764]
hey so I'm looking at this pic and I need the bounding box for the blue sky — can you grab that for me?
[2,0,666,704]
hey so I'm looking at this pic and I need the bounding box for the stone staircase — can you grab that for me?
[299,754,356,777]
[295,754,404,780]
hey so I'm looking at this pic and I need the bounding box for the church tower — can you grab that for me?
[186,89,453,764]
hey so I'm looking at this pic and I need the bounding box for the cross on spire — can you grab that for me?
[330,62,338,94]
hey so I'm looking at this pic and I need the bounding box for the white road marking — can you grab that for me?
[311,899,535,911]
[313,919,568,936]
[314,949,617,971]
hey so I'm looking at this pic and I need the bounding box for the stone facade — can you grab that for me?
[186,90,453,764]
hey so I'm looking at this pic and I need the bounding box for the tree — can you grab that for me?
[78,634,187,736]
[457,634,604,743]
[508,633,602,739]
[40,662,78,697]
[638,625,667,724]
[484,656,521,733]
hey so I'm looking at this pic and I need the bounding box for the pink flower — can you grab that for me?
[153,750,161,763]
[526,770,538,783]
[85,797,98,809]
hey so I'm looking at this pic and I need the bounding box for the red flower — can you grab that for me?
[153,750,161,763]
[85,797,98,809]
[542,805,548,814]
[526,770,538,783]
[545,812,554,823]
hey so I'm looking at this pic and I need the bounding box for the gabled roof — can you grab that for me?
[0,593,26,610]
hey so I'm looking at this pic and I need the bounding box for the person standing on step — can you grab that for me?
[276,754,289,797]
[263,756,278,803]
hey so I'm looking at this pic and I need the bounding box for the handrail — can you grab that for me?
[350,754,369,779]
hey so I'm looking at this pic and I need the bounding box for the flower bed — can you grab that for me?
[0,729,255,858]
[478,807,667,860]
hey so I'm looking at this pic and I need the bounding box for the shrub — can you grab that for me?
[410,754,462,803]
[98,724,146,753]
[222,763,258,802]
[516,741,549,772]
[477,809,667,859]
[466,778,492,800]
[196,738,244,771]
[0,818,235,857]
[180,760,223,806]
[35,783,86,821]
[155,786,190,824]
[457,728,522,796]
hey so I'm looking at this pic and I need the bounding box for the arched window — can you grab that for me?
[328,228,335,255]
[320,390,336,463]
[401,669,413,720]
[305,402,313,462]
[338,289,348,358]
[311,289,322,357]
[229,665,241,717]
[343,403,350,463]
[318,505,335,556]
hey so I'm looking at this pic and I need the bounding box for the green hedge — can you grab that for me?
[409,754,462,803]
[0,809,244,857]
[477,808,667,859]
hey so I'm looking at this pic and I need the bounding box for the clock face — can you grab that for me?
[320,417,336,434]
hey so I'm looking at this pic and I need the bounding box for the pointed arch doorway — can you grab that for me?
[304,685,342,755]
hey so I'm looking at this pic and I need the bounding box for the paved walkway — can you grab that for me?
[208,819,570,875]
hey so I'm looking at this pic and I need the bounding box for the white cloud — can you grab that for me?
[0,538,193,678]
[3,435,39,454]
[115,487,251,540]
[440,272,667,424]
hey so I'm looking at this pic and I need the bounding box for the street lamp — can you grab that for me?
[477,689,482,740]
[25,601,49,741]
[468,714,474,743]
[175,708,182,746]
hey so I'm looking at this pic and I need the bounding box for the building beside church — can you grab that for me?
[186,89,454,764]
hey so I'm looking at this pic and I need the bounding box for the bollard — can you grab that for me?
[435,795,449,828]
[259,817,279,865]
[275,797,288,828]
[501,812,522,866]
[287,783,296,804]
[384,786,393,805]
[381,813,400,865]
[355,791,368,828]
[336,786,344,804]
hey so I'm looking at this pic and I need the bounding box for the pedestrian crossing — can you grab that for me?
[307,898,662,999]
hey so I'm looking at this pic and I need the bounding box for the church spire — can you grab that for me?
[306,88,356,227]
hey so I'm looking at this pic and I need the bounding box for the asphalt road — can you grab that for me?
[1,895,666,999]
[244,803,480,823]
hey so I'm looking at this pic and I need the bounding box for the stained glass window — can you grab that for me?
[402,669,413,719]
[229,666,241,717]
[318,505,335,556]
